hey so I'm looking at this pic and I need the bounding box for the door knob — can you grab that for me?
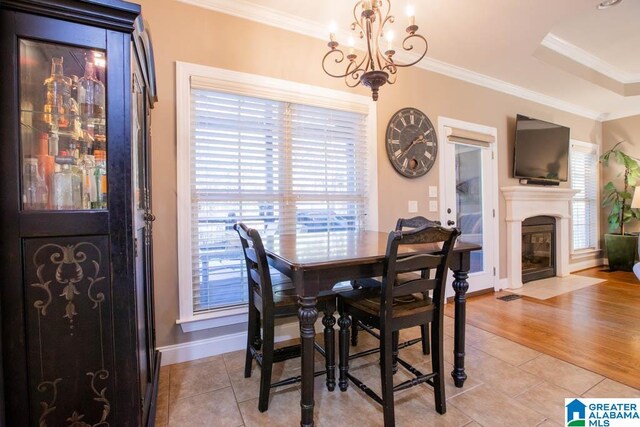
[447,220,455,226]
[144,212,156,222]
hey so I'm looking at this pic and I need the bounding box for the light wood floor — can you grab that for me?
[447,267,640,389]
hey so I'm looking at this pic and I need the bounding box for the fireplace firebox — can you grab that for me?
[522,215,556,283]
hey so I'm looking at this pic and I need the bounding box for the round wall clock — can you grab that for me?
[385,108,437,178]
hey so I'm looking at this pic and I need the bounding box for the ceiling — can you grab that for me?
[182,0,640,120]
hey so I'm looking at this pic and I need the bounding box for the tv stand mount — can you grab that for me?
[519,178,560,186]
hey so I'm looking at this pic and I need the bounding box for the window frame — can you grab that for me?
[175,62,377,332]
[569,139,600,257]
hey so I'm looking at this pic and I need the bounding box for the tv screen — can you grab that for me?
[513,114,569,182]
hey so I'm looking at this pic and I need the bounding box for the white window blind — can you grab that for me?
[190,88,368,313]
[570,141,599,252]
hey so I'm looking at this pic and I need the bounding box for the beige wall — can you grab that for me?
[139,0,603,347]
[601,115,640,236]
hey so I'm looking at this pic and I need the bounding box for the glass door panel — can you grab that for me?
[19,39,107,211]
[455,144,484,273]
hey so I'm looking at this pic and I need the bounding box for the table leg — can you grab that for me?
[451,267,469,388]
[299,296,318,427]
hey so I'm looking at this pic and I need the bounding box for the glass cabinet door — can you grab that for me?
[20,39,107,211]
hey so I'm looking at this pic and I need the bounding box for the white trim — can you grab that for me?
[497,278,509,291]
[176,0,603,121]
[158,319,325,366]
[175,62,378,326]
[569,257,605,273]
[437,116,500,293]
[177,305,248,333]
[542,33,640,85]
[569,139,600,255]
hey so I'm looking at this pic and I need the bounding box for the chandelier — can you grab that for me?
[322,0,428,101]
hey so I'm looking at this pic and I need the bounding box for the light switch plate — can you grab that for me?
[429,200,438,212]
[408,200,418,213]
[429,186,438,198]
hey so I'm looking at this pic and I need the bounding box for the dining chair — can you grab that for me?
[351,215,441,356]
[234,222,337,412]
[337,224,460,426]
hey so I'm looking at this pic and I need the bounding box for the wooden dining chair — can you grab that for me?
[234,222,337,412]
[337,224,460,426]
[351,215,441,356]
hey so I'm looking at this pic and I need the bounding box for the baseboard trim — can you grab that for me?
[446,287,494,303]
[157,319,325,366]
[570,258,606,273]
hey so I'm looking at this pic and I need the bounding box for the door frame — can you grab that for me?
[437,116,500,293]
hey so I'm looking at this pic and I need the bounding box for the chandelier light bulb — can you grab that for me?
[328,20,337,42]
[348,36,355,55]
[385,30,394,51]
[406,4,416,26]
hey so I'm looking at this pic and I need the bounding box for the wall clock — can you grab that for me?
[385,108,437,178]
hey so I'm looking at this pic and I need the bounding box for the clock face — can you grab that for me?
[385,108,437,178]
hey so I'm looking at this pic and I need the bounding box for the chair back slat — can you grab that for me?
[380,225,460,321]
[394,253,442,273]
[393,278,437,298]
[234,222,274,307]
[395,216,440,231]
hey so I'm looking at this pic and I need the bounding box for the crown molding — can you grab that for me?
[177,0,604,121]
[542,33,640,85]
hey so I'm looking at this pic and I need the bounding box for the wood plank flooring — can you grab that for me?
[447,267,640,389]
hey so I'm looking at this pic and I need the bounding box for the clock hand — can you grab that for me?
[398,135,427,158]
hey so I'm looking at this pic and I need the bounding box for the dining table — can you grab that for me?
[263,229,481,427]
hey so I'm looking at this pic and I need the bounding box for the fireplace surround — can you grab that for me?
[501,186,579,289]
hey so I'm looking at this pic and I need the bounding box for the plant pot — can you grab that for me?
[604,233,639,272]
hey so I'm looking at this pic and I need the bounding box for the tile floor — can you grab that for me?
[155,316,640,426]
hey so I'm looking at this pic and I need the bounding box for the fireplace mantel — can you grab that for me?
[501,186,579,289]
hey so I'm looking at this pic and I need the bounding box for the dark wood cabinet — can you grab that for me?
[0,1,159,425]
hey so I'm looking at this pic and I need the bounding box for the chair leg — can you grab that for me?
[431,316,446,415]
[258,317,274,413]
[323,309,336,392]
[380,327,396,427]
[420,323,430,355]
[350,320,359,346]
[392,331,399,374]
[245,307,259,378]
[338,312,352,392]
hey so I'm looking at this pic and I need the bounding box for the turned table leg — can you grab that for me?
[451,263,469,388]
[299,296,318,426]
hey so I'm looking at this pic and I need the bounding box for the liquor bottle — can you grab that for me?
[52,161,82,210]
[43,57,72,130]
[78,61,105,120]
[80,154,96,209]
[23,157,48,210]
[36,133,54,209]
[93,150,107,209]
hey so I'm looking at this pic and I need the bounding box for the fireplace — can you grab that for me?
[501,186,578,289]
[522,216,556,283]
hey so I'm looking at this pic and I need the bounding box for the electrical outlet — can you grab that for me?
[429,186,438,198]
[429,200,438,212]
[408,200,418,213]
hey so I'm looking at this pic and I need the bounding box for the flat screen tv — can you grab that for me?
[513,114,570,182]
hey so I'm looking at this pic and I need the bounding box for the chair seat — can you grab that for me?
[353,272,423,289]
[339,288,433,318]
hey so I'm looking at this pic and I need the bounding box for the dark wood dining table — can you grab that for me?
[263,230,481,427]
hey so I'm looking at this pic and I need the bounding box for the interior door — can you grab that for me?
[132,50,156,419]
[439,118,498,294]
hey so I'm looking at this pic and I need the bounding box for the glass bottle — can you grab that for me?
[43,57,72,130]
[78,61,105,120]
[80,154,96,209]
[93,150,107,209]
[52,163,82,210]
[23,157,48,210]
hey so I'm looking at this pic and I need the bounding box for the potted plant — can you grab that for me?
[601,140,640,271]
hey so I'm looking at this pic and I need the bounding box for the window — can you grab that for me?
[570,140,599,253]
[176,63,376,331]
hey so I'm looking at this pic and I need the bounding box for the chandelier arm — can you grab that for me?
[322,49,357,79]
[373,6,385,71]
[351,1,365,36]
[393,33,428,68]
[364,18,377,71]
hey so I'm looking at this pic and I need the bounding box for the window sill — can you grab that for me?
[177,305,248,333]
[571,248,602,261]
